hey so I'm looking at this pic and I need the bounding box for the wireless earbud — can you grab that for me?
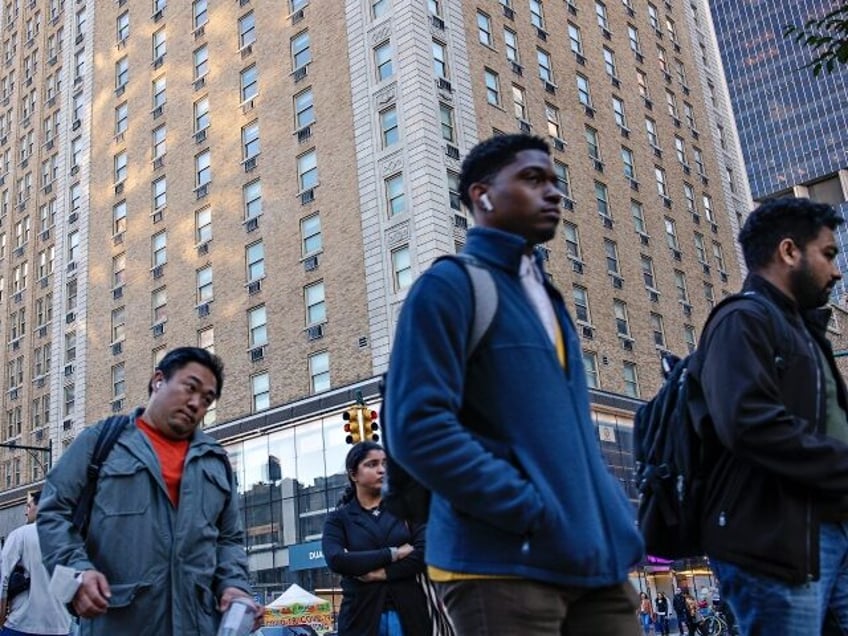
[480,193,494,212]
[156,381,162,389]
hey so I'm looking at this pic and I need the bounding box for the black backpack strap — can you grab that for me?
[72,415,129,539]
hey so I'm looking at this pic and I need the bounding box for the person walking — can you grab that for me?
[0,490,71,635]
[322,442,433,635]
[639,592,654,635]
[672,588,688,635]
[655,591,670,635]
[696,198,848,635]
[38,347,259,635]
[385,133,644,635]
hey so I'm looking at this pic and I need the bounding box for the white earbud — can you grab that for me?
[480,193,494,212]
[156,381,162,389]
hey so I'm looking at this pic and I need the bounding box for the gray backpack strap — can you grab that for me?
[441,253,497,357]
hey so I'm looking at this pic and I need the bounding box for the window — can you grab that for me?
[613,299,630,336]
[374,41,393,81]
[572,286,590,322]
[622,362,639,398]
[13,217,29,249]
[244,180,262,218]
[665,91,678,120]
[484,69,500,105]
[198,326,214,352]
[251,372,270,412]
[612,97,627,129]
[305,281,326,325]
[196,266,213,303]
[621,147,635,179]
[117,12,129,41]
[537,48,552,82]
[684,183,696,214]
[554,161,571,199]
[248,305,267,347]
[194,96,209,131]
[637,70,649,98]
[595,1,609,30]
[439,103,455,142]
[604,239,619,274]
[309,351,330,393]
[576,75,591,106]
[151,231,167,267]
[239,12,255,48]
[115,57,128,89]
[385,173,405,216]
[641,255,655,288]
[152,76,166,110]
[242,121,260,160]
[713,242,726,272]
[703,195,715,223]
[529,0,545,30]
[114,151,127,184]
[694,232,707,263]
[297,150,318,191]
[704,282,715,309]
[240,65,258,102]
[595,181,610,218]
[477,12,493,46]
[432,40,448,78]
[294,88,314,129]
[379,107,399,148]
[193,0,208,29]
[301,214,322,255]
[196,207,212,244]
[545,103,562,139]
[115,102,129,135]
[585,126,600,161]
[512,85,527,120]
[292,31,311,69]
[693,147,705,176]
[392,245,413,290]
[113,253,126,287]
[246,241,264,282]
[447,170,461,210]
[583,351,599,388]
[563,222,581,260]
[603,47,617,77]
[152,287,167,324]
[372,0,389,18]
[628,25,641,53]
[648,3,659,29]
[655,166,668,197]
[67,230,79,263]
[193,45,207,79]
[684,102,696,130]
[674,270,689,302]
[568,23,583,54]
[152,176,166,210]
[152,28,166,61]
[645,117,659,147]
[111,307,125,343]
[674,136,686,165]
[631,200,646,234]
[684,325,697,352]
[651,313,665,347]
[664,217,678,249]
[657,45,668,73]
[428,0,441,14]
[504,28,519,62]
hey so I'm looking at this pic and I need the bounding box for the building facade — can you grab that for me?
[0,0,751,595]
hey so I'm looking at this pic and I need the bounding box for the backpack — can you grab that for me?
[382,253,498,524]
[633,291,790,559]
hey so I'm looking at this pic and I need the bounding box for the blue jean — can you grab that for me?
[712,521,848,635]
[378,610,404,636]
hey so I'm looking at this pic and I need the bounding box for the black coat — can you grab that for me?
[698,274,848,582]
[323,500,431,636]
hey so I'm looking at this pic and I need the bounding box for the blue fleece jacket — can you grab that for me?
[385,227,644,587]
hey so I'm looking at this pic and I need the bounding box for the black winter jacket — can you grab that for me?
[322,500,431,635]
[697,274,848,583]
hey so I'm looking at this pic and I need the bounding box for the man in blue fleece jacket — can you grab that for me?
[385,134,644,634]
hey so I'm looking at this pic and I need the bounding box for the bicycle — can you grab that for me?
[701,612,728,636]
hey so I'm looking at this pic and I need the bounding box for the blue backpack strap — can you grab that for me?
[435,254,498,357]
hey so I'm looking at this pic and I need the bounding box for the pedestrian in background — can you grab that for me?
[38,346,259,635]
[322,441,432,636]
[697,198,848,635]
[672,588,688,635]
[639,591,654,635]
[385,133,643,634]
[655,591,670,635]
[0,490,71,635]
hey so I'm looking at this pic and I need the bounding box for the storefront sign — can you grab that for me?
[289,540,327,571]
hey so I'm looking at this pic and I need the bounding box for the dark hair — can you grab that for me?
[739,197,844,270]
[29,490,41,505]
[338,441,383,506]
[458,134,550,210]
[149,346,225,398]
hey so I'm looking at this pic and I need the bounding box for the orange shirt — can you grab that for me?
[136,417,189,507]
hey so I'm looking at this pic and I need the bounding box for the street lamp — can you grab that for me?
[0,440,53,476]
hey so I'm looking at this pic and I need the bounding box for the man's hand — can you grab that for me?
[396,543,414,560]
[73,570,111,618]
[219,587,263,632]
[357,568,387,582]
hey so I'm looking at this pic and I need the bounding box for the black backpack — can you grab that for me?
[382,254,498,524]
[633,292,790,559]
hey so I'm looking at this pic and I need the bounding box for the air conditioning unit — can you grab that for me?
[581,325,594,340]
[197,302,210,318]
[300,189,315,205]
[112,341,123,356]
[194,128,207,144]
[306,324,324,341]
[245,217,259,233]
[249,346,265,362]
[152,322,165,337]
[247,280,261,295]
[243,156,257,172]
[303,255,319,272]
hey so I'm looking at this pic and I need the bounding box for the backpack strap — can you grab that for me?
[72,415,129,539]
[435,254,498,357]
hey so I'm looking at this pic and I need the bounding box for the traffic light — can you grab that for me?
[363,410,379,442]
[343,407,362,445]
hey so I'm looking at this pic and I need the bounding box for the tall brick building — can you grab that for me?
[0,0,753,592]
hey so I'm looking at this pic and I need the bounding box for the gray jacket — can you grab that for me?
[38,409,251,635]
